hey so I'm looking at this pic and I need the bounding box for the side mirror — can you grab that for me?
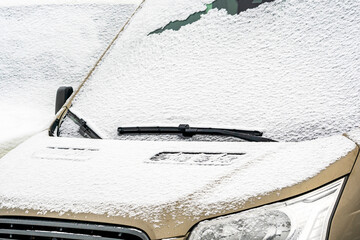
[55,86,73,114]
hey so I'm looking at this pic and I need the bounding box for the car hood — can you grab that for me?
[0,132,358,239]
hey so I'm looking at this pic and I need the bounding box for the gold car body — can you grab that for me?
[0,134,359,240]
[1,1,359,238]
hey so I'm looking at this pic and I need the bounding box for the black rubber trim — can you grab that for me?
[67,110,101,139]
[118,124,276,142]
[0,229,121,240]
[55,86,73,114]
[326,146,360,239]
[325,175,349,240]
[0,217,149,240]
[49,119,59,137]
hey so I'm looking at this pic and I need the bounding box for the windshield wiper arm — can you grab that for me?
[67,110,101,139]
[117,124,276,142]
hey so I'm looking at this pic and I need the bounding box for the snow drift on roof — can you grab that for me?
[69,0,360,142]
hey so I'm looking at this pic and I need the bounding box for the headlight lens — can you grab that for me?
[189,178,344,240]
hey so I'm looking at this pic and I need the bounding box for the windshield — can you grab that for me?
[59,0,360,142]
[0,1,141,145]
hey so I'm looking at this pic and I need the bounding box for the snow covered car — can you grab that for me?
[1,0,360,240]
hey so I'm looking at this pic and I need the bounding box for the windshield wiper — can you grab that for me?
[67,110,101,139]
[117,124,276,142]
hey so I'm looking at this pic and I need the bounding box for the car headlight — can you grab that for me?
[188,178,345,240]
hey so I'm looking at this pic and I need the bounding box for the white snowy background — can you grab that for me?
[0,0,140,157]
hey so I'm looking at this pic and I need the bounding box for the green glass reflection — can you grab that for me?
[149,0,273,35]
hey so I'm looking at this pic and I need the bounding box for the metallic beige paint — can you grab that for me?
[0,146,358,239]
[13,0,360,236]
[329,137,360,240]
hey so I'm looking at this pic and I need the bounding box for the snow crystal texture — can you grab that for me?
[347,128,360,145]
[70,0,360,142]
[0,133,355,225]
[0,2,137,154]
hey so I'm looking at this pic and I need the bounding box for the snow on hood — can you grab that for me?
[347,128,360,145]
[69,0,360,142]
[0,133,356,224]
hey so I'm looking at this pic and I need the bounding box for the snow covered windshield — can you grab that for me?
[0,0,140,148]
[61,0,360,142]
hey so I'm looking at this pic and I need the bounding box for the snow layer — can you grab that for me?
[0,0,141,7]
[70,0,360,142]
[0,2,138,156]
[347,128,360,145]
[0,133,355,225]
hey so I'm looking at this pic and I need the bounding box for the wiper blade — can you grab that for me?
[67,110,101,139]
[117,124,276,142]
